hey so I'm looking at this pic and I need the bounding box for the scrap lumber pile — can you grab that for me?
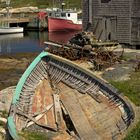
[45,32,123,71]
[90,46,123,71]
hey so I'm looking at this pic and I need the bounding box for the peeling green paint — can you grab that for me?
[12,51,48,104]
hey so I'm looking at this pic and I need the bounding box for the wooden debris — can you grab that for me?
[26,104,53,127]
[16,110,57,132]
[44,31,123,70]
[53,93,63,131]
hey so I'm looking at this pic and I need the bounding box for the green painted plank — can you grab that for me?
[7,116,19,140]
[12,51,48,104]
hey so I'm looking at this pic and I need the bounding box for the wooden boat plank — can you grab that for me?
[31,79,56,128]
[60,84,101,140]
[53,93,62,129]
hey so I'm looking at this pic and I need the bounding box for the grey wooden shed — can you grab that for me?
[82,0,140,46]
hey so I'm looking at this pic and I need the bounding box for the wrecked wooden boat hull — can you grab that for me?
[7,52,134,140]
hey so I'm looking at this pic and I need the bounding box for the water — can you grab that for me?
[0,31,80,55]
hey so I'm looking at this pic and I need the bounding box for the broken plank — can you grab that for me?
[53,93,63,130]
[60,86,101,140]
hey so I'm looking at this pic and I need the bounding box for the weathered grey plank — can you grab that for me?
[60,86,101,140]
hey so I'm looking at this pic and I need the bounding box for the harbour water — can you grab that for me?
[0,31,80,55]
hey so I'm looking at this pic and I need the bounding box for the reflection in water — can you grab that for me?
[0,31,80,55]
[0,33,24,54]
[0,33,24,40]
[48,31,80,44]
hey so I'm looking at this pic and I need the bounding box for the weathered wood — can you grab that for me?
[44,41,63,48]
[0,17,29,23]
[83,0,140,45]
[53,93,62,130]
[27,103,53,127]
[60,86,101,140]
[16,110,57,132]
[44,41,82,50]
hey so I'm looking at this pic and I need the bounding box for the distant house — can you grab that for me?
[82,0,140,47]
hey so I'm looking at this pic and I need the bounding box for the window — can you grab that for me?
[55,13,60,17]
[101,0,111,3]
[68,13,70,17]
[61,13,66,17]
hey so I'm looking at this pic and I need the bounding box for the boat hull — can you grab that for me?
[48,17,82,32]
[0,27,23,34]
[7,52,134,140]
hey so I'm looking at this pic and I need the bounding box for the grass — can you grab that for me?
[124,120,140,140]
[111,71,140,106]
[122,54,133,61]
[110,71,140,139]
[0,110,8,118]
[19,130,49,140]
[0,0,82,9]
[0,52,38,60]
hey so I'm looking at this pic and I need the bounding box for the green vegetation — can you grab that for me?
[0,110,8,118]
[111,71,140,106]
[124,120,140,140]
[122,55,133,61]
[111,71,140,140]
[0,121,5,128]
[20,131,49,140]
[0,0,82,9]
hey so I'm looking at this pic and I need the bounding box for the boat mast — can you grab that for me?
[61,2,65,11]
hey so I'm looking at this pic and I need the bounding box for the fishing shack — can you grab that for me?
[82,0,140,48]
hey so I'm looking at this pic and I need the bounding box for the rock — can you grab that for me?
[0,86,15,113]
[103,63,134,81]
[0,117,7,123]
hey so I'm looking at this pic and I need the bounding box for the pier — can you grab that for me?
[0,11,48,30]
[0,17,30,24]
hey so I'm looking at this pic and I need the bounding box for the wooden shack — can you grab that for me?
[82,0,140,47]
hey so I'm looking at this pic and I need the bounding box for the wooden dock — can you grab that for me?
[0,17,30,24]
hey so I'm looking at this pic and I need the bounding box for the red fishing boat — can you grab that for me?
[47,8,82,32]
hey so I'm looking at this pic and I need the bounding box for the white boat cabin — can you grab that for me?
[47,9,81,24]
